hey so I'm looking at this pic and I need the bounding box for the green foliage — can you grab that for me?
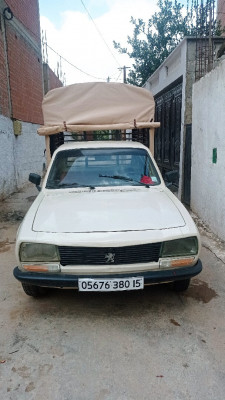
[113,0,224,86]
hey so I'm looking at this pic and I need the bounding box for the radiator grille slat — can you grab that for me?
[58,243,161,266]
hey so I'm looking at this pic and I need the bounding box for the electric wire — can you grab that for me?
[80,0,121,68]
[1,3,121,82]
[44,42,106,81]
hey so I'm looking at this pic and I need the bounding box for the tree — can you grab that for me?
[113,0,223,86]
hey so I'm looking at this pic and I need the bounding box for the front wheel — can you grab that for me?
[173,279,190,292]
[21,283,48,297]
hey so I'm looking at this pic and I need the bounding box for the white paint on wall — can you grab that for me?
[143,39,187,96]
[191,59,225,240]
[0,115,45,199]
[0,116,16,198]
[14,121,45,188]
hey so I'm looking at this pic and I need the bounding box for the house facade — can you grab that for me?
[143,37,225,205]
[0,0,62,199]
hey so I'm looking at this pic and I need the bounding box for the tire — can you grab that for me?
[173,279,190,292]
[21,283,48,297]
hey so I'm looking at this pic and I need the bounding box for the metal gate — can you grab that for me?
[50,129,149,156]
[183,124,192,205]
[154,79,182,186]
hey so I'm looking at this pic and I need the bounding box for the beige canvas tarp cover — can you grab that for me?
[38,82,160,135]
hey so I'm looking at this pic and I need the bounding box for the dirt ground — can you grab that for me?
[0,184,225,400]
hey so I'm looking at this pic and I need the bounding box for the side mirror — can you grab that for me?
[29,173,41,192]
[164,170,179,192]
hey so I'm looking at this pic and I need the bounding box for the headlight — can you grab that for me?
[161,237,198,258]
[20,243,60,262]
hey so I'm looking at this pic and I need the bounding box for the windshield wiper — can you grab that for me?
[60,182,95,189]
[47,182,95,190]
[99,174,150,188]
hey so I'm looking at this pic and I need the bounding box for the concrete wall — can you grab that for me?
[191,59,225,240]
[0,116,16,197]
[143,40,187,96]
[0,115,45,200]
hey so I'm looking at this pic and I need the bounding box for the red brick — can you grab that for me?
[218,0,225,31]
[6,25,43,124]
[0,0,62,124]
[6,0,41,42]
[48,68,63,91]
[0,32,10,116]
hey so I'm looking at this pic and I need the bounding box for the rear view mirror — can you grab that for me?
[164,170,179,192]
[29,173,41,191]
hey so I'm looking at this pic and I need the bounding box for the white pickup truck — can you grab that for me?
[13,83,202,297]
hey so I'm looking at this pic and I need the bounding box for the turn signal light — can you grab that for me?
[23,265,48,272]
[160,257,195,269]
[170,258,195,267]
[22,264,60,272]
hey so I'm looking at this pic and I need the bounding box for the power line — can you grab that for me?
[45,41,122,83]
[44,42,106,81]
[115,70,122,82]
[80,0,121,68]
[2,5,122,82]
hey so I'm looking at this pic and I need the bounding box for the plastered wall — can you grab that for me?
[191,58,225,240]
[0,115,45,199]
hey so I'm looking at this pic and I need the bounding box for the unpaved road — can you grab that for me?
[0,185,225,400]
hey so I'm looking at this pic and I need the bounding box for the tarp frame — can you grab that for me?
[39,82,160,162]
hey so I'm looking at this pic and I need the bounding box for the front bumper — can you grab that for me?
[13,260,202,288]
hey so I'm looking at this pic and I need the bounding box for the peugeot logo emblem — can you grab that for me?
[105,252,115,263]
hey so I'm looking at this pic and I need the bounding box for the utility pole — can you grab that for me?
[118,65,130,83]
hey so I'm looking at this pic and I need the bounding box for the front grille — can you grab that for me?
[58,243,161,266]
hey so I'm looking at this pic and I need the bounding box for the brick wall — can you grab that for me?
[48,67,63,91]
[6,24,43,124]
[0,1,63,198]
[0,23,10,117]
[0,0,43,124]
[6,0,40,41]
[218,0,225,31]
[43,63,63,95]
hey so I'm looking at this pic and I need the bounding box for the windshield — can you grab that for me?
[46,148,161,189]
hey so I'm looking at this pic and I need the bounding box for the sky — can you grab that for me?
[39,0,158,85]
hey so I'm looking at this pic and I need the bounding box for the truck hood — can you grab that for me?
[32,189,185,233]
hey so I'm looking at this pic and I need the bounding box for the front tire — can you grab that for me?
[173,279,190,292]
[21,283,48,297]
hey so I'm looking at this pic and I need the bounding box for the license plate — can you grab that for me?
[78,277,144,292]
